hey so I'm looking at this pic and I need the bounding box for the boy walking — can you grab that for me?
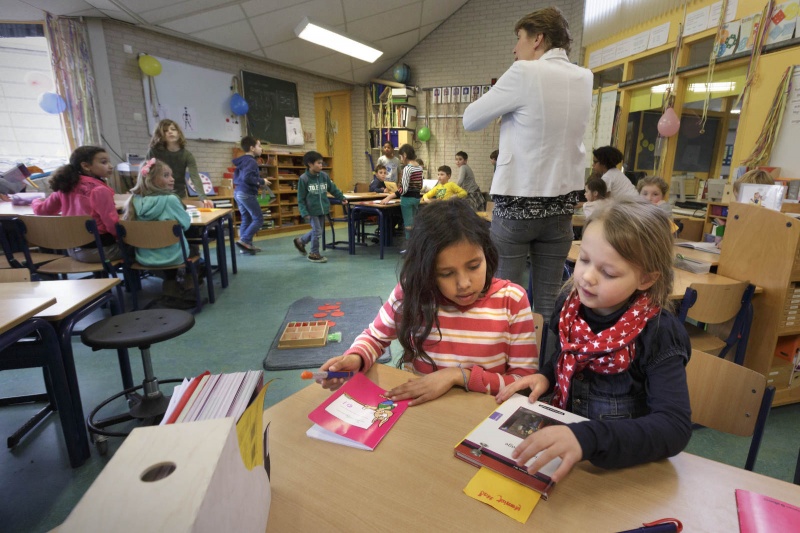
[294,151,347,263]
[232,136,271,254]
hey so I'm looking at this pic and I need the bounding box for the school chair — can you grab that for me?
[686,349,775,471]
[0,218,62,269]
[81,309,195,454]
[324,198,351,251]
[676,281,755,366]
[116,220,205,314]
[15,215,125,304]
[795,447,800,485]
[353,181,370,192]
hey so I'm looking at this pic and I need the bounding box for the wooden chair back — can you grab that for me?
[532,312,544,349]
[0,269,30,282]
[117,220,181,250]
[18,215,96,250]
[686,281,750,324]
[354,182,370,193]
[686,349,767,437]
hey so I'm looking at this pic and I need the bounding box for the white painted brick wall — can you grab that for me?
[373,0,586,191]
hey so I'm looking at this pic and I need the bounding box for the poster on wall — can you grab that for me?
[285,117,303,146]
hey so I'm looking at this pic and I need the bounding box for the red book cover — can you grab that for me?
[306,373,409,450]
[736,489,800,532]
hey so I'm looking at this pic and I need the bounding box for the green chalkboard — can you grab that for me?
[241,70,299,145]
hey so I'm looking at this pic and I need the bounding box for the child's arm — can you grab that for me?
[297,175,309,218]
[31,192,62,215]
[451,182,468,199]
[326,175,348,204]
[185,152,211,206]
[167,196,192,230]
[90,186,120,237]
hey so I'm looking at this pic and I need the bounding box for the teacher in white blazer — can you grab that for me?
[463,7,592,322]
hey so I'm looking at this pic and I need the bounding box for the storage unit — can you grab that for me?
[368,83,415,162]
[718,202,800,406]
[231,151,333,238]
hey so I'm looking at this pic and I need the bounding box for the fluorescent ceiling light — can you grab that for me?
[650,83,673,93]
[689,82,736,92]
[294,17,383,63]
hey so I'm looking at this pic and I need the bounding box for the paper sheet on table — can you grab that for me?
[463,467,541,523]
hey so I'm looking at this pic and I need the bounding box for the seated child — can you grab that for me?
[317,199,538,405]
[733,169,774,198]
[32,145,122,262]
[581,177,608,219]
[123,158,198,307]
[638,175,679,234]
[497,199,692,482]
[422,165,467,202]
[370,163,388,193]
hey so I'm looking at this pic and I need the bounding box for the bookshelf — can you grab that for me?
[368,83,415,161]
[231,151,333,238]
[718,202,800,406]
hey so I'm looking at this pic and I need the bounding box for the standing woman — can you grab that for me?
[463,7,592,320]
[146,119,213,208]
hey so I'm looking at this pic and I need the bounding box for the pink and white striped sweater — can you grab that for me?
[346,278,538,394]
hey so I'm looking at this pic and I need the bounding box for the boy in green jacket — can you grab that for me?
[293,151,347,263]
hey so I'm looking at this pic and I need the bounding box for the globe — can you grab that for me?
[393,64,409,83]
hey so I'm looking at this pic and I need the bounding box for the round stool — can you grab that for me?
[81,309,195,453]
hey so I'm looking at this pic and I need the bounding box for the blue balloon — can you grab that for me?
[38,92,67,114]
[230,93,249,115]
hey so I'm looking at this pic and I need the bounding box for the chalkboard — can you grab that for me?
[142,56,242,142]
[241,71,299,145]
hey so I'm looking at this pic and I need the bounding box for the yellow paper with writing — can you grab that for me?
[235,380,271,470]
[463,467,541,523]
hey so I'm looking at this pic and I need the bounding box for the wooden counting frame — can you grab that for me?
[278,321,330,349]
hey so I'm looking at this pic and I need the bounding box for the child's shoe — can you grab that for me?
[307,253,327,263]
[293,237,307,255]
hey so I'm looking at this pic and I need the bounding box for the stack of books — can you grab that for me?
[212,198,232,208]
[161,370,264,424]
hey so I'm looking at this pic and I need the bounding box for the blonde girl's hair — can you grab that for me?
[149,119,186,150]
[637,175,669,196]
[124,159,174,220]
[567,198,675,311]
[733,169,774,195]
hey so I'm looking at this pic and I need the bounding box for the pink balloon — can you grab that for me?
[657,107,680,137]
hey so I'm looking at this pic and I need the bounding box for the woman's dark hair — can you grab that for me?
[592,146,624,169]
[396,199,498,369]
[48,145,106,193]
[514,7,572,54]
[398,144,416,161]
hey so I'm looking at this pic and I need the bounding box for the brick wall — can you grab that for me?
[100,19,359,186]
[375,0,586,191]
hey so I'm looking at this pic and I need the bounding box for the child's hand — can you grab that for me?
[512,425,582,483]
[496,374,550,403]
[385,367,461,406]
[318,354,362,391]
[202,199,214,208]
[341,199,348,205]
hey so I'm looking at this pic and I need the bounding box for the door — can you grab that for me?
[314,91,353,216]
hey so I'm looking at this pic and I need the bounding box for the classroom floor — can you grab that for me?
[1,228,798,532]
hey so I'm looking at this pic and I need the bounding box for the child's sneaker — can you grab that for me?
[307,253,327,263]
[293,237,306,255]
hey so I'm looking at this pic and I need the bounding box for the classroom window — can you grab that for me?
[593,65,623,89]
[0,23,70,172]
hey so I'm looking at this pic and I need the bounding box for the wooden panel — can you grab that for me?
[687,281,749,324]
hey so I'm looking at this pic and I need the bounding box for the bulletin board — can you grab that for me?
[241,71,300,145]
[142,56,242,142]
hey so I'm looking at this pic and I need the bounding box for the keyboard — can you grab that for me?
[675,201,707,210]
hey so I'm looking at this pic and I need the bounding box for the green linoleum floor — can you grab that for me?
[1,228,798,532]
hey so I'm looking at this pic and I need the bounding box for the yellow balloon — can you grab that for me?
[138,55,162,76]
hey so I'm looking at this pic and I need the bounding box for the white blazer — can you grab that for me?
[463,49,592,198]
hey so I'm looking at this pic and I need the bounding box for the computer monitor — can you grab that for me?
[706,179,727,202]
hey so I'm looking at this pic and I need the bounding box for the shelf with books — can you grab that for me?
[232,151,333,238]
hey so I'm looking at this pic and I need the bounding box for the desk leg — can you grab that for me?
[348,209,356,255]
[214,218,229,288]
[226,213,237,275]
[200,227,216,304]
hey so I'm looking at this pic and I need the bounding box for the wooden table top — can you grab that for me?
[263,364,800,532]
[568,241,721,268]
[189,208,232,226]
[0,279,119,321]
[349,198,401,209]
[1,195,130,217]
[0,297,56,334]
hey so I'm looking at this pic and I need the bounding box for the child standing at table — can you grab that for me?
[232,135,271,254]
[293,151,347,264]
[318,199,538,405]
[124,158,197,307]
[377,142,401,184]
[496,199,692,482]
[422,165,467,202]
[32,145,122,262]
[369,163,388,193]
[146,119,213,208]
[381,144,422,239]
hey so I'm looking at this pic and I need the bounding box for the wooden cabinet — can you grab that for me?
[368,83,415,161]
[704,202,729,236]
[718,202,800,406]
[231,152,333,238]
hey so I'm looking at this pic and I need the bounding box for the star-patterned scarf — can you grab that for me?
[552,291,660,410]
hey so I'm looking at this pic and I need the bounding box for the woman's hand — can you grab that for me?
[202,199,214,208]
[318,354,362,391]
[512,425,582,483]
[385,367,461,406]
[496,374,550,403]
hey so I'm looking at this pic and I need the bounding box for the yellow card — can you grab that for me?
[463,467,541,523]
[235,380,272,470]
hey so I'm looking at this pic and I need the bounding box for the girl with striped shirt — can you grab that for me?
[381,143,423,240]
[319,199,538,406]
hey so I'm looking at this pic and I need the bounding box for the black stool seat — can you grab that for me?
[81,310,195,349]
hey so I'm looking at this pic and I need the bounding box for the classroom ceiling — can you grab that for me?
[7,0,470,84]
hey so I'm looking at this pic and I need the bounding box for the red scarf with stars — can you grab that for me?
[552,291,660,410]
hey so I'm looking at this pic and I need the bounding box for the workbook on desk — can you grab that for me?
[736,488,800,532]
[306,373,409,450]
[675,240,721,254]
[454,395,587,499]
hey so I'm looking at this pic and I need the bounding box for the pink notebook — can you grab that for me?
[736,489,800,532]
[306,373,409,450]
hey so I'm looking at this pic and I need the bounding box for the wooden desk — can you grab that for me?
[0,297,55,332]
[347,201,402,259]
[264,365,800,532]
[0,196,129,218]
[343,192,387,202]
[189,208,235,297]
[568,241,721,268]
